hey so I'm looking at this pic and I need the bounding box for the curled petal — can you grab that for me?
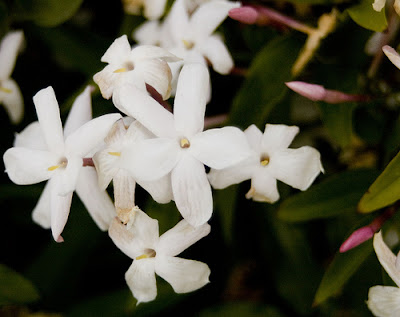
[155,256,210,293]
[157,220,211,257]
[368,285,400,316]
[125,259,157,304]
[374,231,400,287]
[171,155,213,227]
[92,149,120,190]
[101,35,131,64]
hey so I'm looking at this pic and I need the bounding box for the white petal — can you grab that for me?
[101,35,131,64]
[174,64,209,136]
[171,155,213,227]
[244,124,263,152]
[14,121,46,150]
[155,256,210,293]
[104,118,128,146]
[33,87,65,155]
[125,259,157,304]
[65,113,121,157]
[63,86,93,138]
[247,171,280,203]
[32,181,51,229]
[130,45,180,63]
[133,21,162,45]
[164,0,189,44]
[120,138,180,181]
[92,149,119,190]
[372,0,386,11]
[109,209,159,259]
[1,78,23,124]
[190,126,251,169]
[57,155,82,195]
[207,156,257,189]
[0,30,24,80]
[157,220,210,257]
[367,286,400,317]
[113,170,136,213]
[199,35,233,75]
[189,0,240,40]
[112,84,175,138]
[138,173,173,204]
[143,0,167,20]
[125,119,154,143]
[3,147,59,185]
[383,45,400,70]
[269,147,323,191]
[50,174,73,242]
[374,231,400,287]
[261,124,299,153]
[93,65,117,100]
[75,167,115,231]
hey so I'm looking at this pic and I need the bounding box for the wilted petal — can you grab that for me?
[50,174,73,242]
[190,126,251,169]
[261,124,299,153]
[174,64,209,136]
[101,35,131,64]
[247,171,280,203]
[269,147,323,191]
[171,155,212,227]
[3,147,59,185]
[64,86,93,138]
[113,84,175,138]
[109,209,159,259]
[1,78,23,124]
[0,30,24,80]
[155,256,210,293]
[139,173,173,204]
[383,45,400,70]
[244,124,263,151]
[75,167,115,231]
[125,259,157,304]
[32,181,51,229]
[207,156,257,189]
[367,285,400,316]
[199,35,233,75]
[33,87,65,155]
[157,220,210,257]
[65,113,121,157]
[14,121,46,150]
[374,231,400,287]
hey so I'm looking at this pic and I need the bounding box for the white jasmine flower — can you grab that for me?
[122,0,168,20]
[208,124,323,203]
[3,86,121,241]
[93,35,179,100]
[109,208,211,304]
[0,30,24,123]
[113,63,251,226]
[367,231,400,316]
[93,118,173,218]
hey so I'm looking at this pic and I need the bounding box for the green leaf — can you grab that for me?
[313,240,373,306]
[0,264,40,305]
[198,302,285,317]
[318,102,356,148]
[359,150,400,213]
[214,185,238,245]
[15,0,84,27]
[229,35,302,129]
[347,0,387,32]
[278,169,379,222]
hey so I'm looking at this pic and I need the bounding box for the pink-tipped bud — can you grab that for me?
[339,226,375,253]
[285,81,326,101]
[229,7,259,24]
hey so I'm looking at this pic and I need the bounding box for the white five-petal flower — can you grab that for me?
[368,231,400,316]
[109,208,211,304]
[3,86,121,241]
[112,63,251,226]
[93,35,179,100]
[0,30,25,123]
[208,124,323,203]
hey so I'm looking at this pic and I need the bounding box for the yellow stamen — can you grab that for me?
[0,87,12,93]
[114,68,127,73]
[180,138,190,148]
[135,254,148,260]
[48,165,60,171]
[108,151,121,156]
[260,158,270,166]
[182,39,194,50]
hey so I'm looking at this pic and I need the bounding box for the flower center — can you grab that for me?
[180,137,190,148]
[260,155,270,166]
[182,39,195,50]
[135,248,156,260]
[113,61,135,73]
[48,158,68,171]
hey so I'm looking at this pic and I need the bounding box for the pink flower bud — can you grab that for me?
[339,226,375,253]
[229,7,259,24]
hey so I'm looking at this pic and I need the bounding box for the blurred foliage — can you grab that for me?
[2,0,400,316]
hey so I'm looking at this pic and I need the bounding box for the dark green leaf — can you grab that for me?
[347,0,387,32]
[214,185,238,245]
[278,169,379,222]
[0,264,40,305]
[198,302,285,317]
